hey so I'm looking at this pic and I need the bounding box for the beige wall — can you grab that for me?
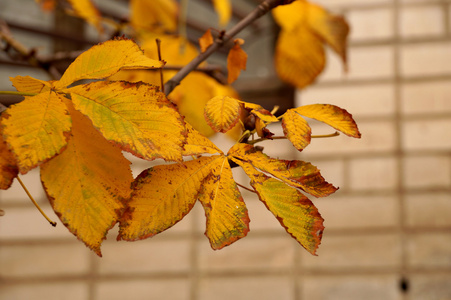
[1,0,451,299]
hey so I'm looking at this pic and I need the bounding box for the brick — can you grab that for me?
[0,207,72,241]
[0,282,88,300]
[401,80,451,115]
[198,276,293,300]
[401,42,451,77]
[407,232,451,268]
[400,6,445,38]
[296,120,396,155]
[301,275,401,300]
[297,83,396,117]
[0,243,89,278]
[98,238,191,275]
[197,235,296,272]
[94,279,190,300]
[348,8,394,41]
[406,192,451,227]
[349,156,398,191]
[410,274,451,300]
[301,233,402,269]
[313,194,399,230]
[403,155,451,189]
[402,118,451,151]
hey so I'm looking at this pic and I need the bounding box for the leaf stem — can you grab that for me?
[0,91,37,97]
[236,182,256,194]
[164,0,285,96]
[17,176,57,227]
[247,132,340,145]
[312,131,340,138]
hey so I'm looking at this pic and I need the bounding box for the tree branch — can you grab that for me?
[164,0,288,96]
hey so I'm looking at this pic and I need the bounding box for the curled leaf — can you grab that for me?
[282,109,312,151]
[227,38,247,84]
[294,104,361,138]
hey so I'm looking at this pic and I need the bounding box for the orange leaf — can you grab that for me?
[1,91,71,174]
[40,103,133,256]
[229,143,337,198]
[35,0,56,11]
[68,81,186,162]
[227,39,247,84]
[199,29,214,53]
[198,156,249,250]
[119,156,219,241]
[0,125,18,190]
[282,109,312,151]
[236,161,324,255]
[10,76,51,94]
[204,95,241,133]
[294,104,361,138]
[55,39,164,89]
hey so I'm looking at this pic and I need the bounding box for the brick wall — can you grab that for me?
[1,0,451,299]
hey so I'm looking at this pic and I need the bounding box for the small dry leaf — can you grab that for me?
[282,109,312,151]
[199,29,214,53]
[227,39,247,84]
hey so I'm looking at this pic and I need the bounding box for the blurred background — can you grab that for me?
[1,0,450,299]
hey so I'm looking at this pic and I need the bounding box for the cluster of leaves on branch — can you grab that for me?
[0,0,359,256]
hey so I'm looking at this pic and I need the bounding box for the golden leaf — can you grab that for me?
[282,109,312,151]
[1,91,71,174]
[227,39,247,84]
[204,95,242,133]
[213,0,232,26]
[10,76,51,94]
[68,81,186,162]
[198,156,249,250]
[183,122,223,156]
[199,29,214,53]
[40,103,133,256]
[229,143,337,198]
[236,161,324,255]
[67,0,103,33]
[118,156,219,241]
[0,125,18,190]
[130,0,178,33]
[294,104,361,138]
[55,39,164,89]
[273,1,349,88]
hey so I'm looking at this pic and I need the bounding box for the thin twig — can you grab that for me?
[164,0,285,96]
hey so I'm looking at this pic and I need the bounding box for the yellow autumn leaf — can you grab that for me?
[0,125,18,190]
[68,81,186,162]
[236,161,324,255]
[119,156,220,241]
[67,0,103,33]
[282,109,312,151]
[199,29,214,53]
[213,0,232,26]
[55,39,164,89]
[198,156,249,250]
[204,95,242,133]
[273,1,349,88]
[294,104,361,138]
[227,39,247,84]
[182,122,223,156]
[10,76,51,94]
[229,143,337,198]
[40,103,133,256]
[130,0,178,33]
[240,100,279,124]
[1,91,71,174]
